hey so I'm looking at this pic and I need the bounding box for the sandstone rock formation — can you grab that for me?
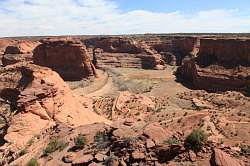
[1,40,39,66]
[138,36,200,65]
[33,39,97,81]
[178,38,250,94]
[86,37,164,69]
[0,64,109,149]
[211,148,243,166]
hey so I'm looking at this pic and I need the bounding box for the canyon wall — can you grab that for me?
[33,39,97,81]
[85,37,164,69]
[198,38,250,67]
[178,38,250,94]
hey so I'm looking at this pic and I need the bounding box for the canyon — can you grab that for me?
[0,34,249,166]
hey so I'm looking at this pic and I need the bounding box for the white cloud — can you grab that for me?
[0,0,249,37]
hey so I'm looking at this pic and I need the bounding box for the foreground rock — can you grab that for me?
[33,38,97,81]
[0,64,110,149]
[212,148,243,166]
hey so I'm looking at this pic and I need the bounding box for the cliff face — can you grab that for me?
[198,38,250,67]
[86,37,164,69]
[137,36,199,66]
[33,39,96,81]
[178,38,250,94]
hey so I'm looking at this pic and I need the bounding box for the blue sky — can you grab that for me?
[115,0,250,13]
[0,0,250,37]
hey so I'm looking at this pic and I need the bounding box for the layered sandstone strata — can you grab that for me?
[178,38,250,93]
[86,37,164,69]
[0,64,110,149]
[137,36,200,65]
[33,39,96,81]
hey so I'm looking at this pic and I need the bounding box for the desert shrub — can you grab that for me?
[27,138,34,146]
[184,129,208,152]
[95,131,109,143]
[19,148,28,156]
[240,145,250,156]
[74,134,87,150]
[26,158,39,166]
[104,153,118,166]
[95,131,110,149]
[123,136,138,146]
[164,137,180,145]
[43,139,68,156]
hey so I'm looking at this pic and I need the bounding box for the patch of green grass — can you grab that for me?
[43,139,68,156]
[184,129,208,152]
[164,137,180,145]
[74,134,87,150]
[26,158,39,166]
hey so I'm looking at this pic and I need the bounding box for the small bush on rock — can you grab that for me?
[43,139,68,156]
[165,137,180,145]
[74,134,87,150]
[104,153,118,166]
[184,129,208,152]
[26,158,39,166]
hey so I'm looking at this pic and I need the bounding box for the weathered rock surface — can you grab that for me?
[0,39,39,66]
[87,37,164,69]
[178,38,250,94]
[0,64,110,149]
[33,38,97,81]
[211,148,243,166]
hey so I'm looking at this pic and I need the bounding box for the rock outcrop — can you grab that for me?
[1,40,39,66]
[211,148,243,166]
[138,36,200,65]
[178,38,250,94]
[33,39,97,81]
[0,64,109,149]
[86,37,164,69]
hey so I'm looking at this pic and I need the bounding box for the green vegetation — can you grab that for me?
[184,129,208,152]
[27,138,34,146]
[104,153,118,166]
[164,137,180,145]
[74,134,87,150]
[240,145,250,156]
[19,148,28,156]
[43,139,68,156]
[26,158,39,166]
[95,131,109,143]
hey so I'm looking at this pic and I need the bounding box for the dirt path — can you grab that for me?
[87,75,118,97]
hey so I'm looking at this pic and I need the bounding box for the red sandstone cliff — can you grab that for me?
[33,39,97,81]
[178,38,250,94]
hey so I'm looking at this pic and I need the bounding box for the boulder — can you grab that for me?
[211,148,243,166]
[33,38,96,81]
[143,124,172,144]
